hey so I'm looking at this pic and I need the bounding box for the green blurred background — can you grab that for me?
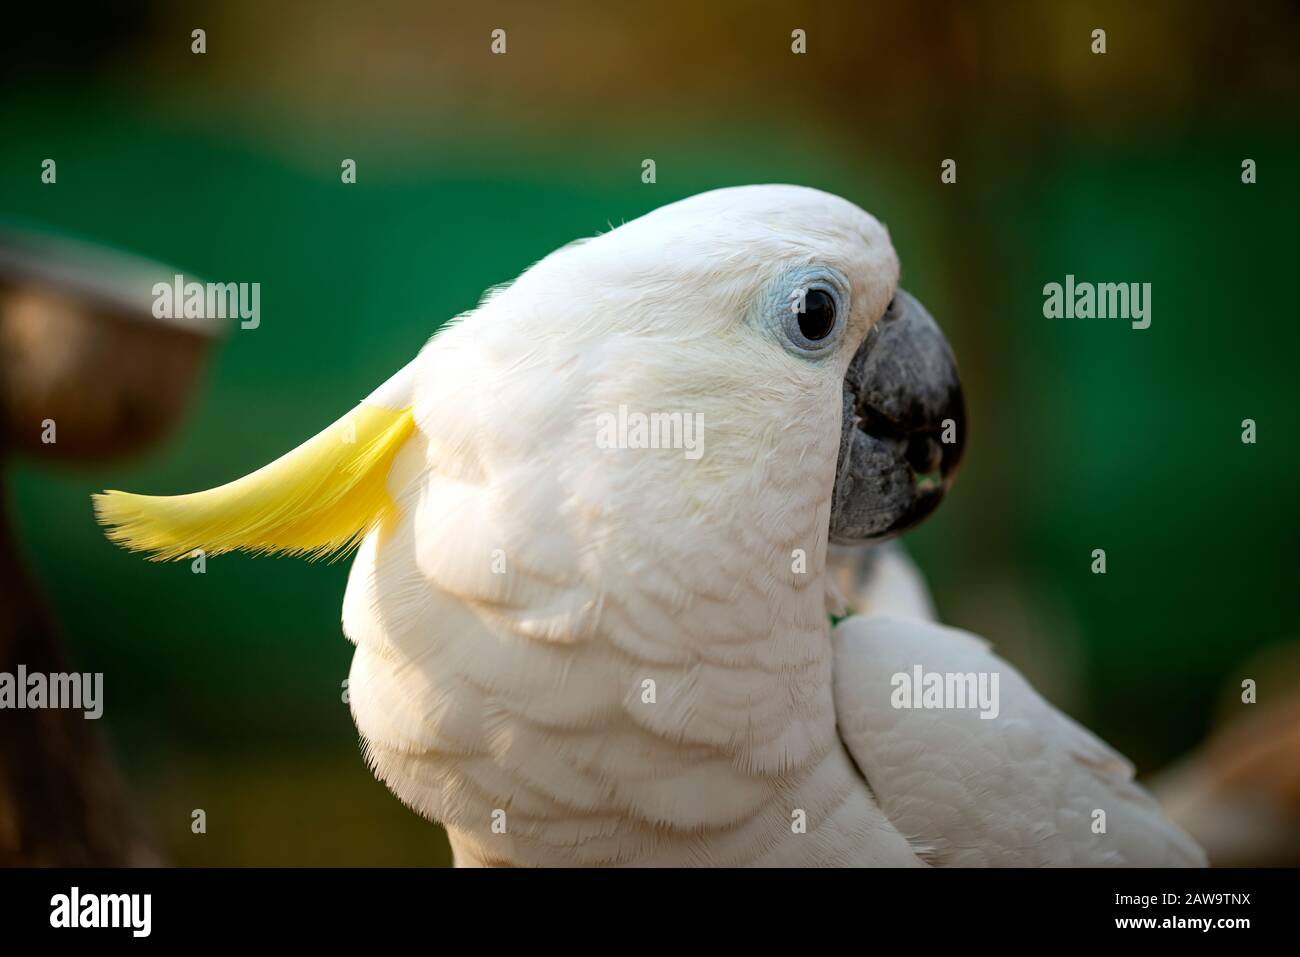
[1,0,1297,864]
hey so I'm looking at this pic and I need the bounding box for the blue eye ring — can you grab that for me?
[766,265,852,358]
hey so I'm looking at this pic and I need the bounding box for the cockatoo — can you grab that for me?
[95,185,1204,867]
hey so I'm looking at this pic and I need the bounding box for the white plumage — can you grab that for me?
[332,185,1205,866]
[835,613,1205,866]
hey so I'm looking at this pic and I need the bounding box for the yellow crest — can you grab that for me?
[94,405,415,561]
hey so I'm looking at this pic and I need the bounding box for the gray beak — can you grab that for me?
[829,288,965,544]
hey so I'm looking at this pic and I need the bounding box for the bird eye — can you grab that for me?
[796,288,837,341]
[769,265,851,358]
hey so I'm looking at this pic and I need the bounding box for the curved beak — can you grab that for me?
[829,288,965,544]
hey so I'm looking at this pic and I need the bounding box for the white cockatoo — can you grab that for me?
[96,185,1204,867]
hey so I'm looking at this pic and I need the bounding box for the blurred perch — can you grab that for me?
[0,227,225,864]
[1150,643,1300,867]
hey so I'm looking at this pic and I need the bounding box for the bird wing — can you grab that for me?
[832,614,1206,866]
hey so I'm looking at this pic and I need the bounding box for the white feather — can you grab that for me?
[833,614,1206,866]
[339,184,1199,867]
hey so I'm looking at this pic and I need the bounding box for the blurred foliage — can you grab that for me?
[0,0,1297,864]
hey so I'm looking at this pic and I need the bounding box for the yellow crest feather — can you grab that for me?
[94,405,416,561]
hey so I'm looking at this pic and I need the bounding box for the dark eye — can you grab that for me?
[797,288,837,341]
[771,265,850,358]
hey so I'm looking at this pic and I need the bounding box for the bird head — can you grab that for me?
[470,184,965,549]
